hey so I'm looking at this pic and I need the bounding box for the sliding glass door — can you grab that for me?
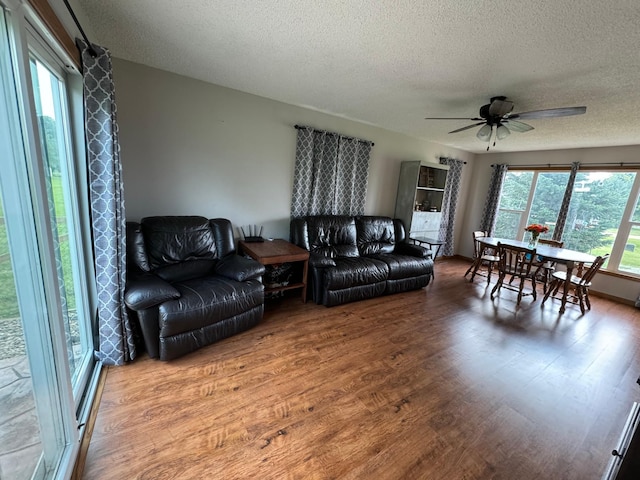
[0,188,44,480]
[29,46,93,398]
[0,4,97,479]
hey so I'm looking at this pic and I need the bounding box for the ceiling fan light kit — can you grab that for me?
[496,124,510,140]
[476,124,492,141]
[426,96,586,150]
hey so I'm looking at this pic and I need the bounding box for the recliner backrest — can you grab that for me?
[127,216,237,283]
[142,216,217,268]
[357,216,396,255]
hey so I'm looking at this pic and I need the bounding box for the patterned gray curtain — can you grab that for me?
[437,158,465,256]
[553,161,580,241]
[79,40,136,365]
[479,164,508,235]
[335,137,371,215]
[291,126,372,217]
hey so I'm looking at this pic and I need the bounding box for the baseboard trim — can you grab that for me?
[589,290,635,306]
[71,365,109,480]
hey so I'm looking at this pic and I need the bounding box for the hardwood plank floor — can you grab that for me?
[82,258,640,479]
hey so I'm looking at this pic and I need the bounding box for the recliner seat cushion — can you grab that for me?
[158,277,263,337]
[322,257,389,290]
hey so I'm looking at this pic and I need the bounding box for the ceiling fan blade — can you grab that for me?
[448,122,485,134]
[508,106,586,120]
[425,117,483,121]
[489,99,514,117]
[503,120,534,133]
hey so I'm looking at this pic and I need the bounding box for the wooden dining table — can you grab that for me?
[475,237,597,313]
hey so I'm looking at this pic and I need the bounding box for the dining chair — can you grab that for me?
[465,231,500,283]
[533,238,564,294]
[542,254,609,314]
[490,242,538,305]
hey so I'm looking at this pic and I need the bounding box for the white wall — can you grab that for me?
[112,58,475,245]
[111,58,640,301]
[459,145,640,302]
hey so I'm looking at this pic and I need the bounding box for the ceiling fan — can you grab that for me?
[425,96,586,150]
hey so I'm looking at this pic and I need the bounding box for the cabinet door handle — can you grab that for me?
[612,449,624,458]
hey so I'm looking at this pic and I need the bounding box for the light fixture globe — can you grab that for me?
[476,124,492,141]
[496,124,510,140]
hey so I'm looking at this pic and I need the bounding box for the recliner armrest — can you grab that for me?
[394,242,432,259]
[125,274,181,310]
[215,254,266,281]
[309,252,337,268]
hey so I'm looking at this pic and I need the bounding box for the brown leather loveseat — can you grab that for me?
[290,215,433,306]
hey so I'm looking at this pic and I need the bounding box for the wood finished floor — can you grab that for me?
[82,258,640,480]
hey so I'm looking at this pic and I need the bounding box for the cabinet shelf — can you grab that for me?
[394,161,449,241]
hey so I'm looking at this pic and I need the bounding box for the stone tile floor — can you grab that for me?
[0,318,41,480]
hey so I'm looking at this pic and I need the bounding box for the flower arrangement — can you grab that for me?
[524,224,549,247]
[524,224,549,234]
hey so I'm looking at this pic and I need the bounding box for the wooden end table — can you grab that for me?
[239,239,309,302]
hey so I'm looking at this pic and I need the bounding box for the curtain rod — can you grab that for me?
[439,156,467,164]
[295,125,374,146]
[491,162,640,168]
[62,0,97,57]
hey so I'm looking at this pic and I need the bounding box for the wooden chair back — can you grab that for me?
[496,242,536,278]
[578,254,609,285]
[472,230,488,258]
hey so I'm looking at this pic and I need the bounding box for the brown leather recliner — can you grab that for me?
[124,216,265,360]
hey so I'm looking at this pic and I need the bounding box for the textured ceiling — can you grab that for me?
[74,0,640,154]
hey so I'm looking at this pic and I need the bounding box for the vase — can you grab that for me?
[528,232,539,248]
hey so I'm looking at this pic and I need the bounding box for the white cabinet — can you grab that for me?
[394,161,449,239]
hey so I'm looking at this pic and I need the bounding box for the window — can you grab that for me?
[494,167,640,276]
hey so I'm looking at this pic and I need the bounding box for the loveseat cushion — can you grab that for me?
[394,242,431,258]
[370,254,433,280]
[323,257,389,290]
[158,277,263,338]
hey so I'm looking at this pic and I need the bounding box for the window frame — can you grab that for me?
[26,22,95,403]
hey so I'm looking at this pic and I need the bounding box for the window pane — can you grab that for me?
[493,171,534,239]
[494,211,524,239]
[527,172,569,239]
[500,171,533,210]
[0,187,44,479]
[30,57,88,384]
[620,225,640,274]
[631,193,640,222]
[563,172,636,255]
